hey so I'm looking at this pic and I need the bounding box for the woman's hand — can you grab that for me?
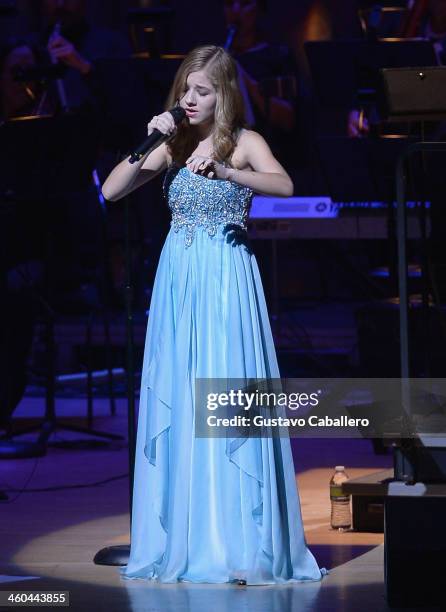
[147,111,178,138]
[185,155,230,180]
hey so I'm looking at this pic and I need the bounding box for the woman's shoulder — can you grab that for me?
[235,128,268,155]
[236,128,266,147]
[231,129,269,169]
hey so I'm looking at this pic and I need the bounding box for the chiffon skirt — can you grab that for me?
[119,225,327,584]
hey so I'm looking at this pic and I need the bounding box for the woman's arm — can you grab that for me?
[101,111,176,202]
[227,130,293,197]
[101,144,168,202]
[186,131,293,197]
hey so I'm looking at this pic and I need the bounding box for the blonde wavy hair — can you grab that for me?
[165,45,246,166]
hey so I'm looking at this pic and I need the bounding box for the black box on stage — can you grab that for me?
[352,495,384,532]
[385,496,446,607]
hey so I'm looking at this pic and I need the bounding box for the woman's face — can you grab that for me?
[179,69,217,127]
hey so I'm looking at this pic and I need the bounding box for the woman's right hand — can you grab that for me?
[102,114,173,202]
[147,111,178,137]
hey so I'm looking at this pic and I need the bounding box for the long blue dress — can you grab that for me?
[120,164,327,584]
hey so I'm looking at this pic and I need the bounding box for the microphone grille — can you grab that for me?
[170,106,186,124]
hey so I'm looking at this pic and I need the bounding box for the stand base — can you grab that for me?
[94,544,130,566]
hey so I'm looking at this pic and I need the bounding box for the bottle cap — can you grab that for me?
[335,465,345,471]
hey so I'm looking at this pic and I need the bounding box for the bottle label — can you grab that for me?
[330,485,349,501]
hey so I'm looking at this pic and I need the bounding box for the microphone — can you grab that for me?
[128,106,186,164]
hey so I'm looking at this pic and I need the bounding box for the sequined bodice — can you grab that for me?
[163,165,253,248]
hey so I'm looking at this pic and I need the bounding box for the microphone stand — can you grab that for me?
[93,189,136,565]
[93,110,185,564]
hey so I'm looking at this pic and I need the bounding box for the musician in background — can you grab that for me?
[22,0,133,309]
[37,0,131,113]
[0,39,39,121]
[224,0,297,132]
[223,0,303,189]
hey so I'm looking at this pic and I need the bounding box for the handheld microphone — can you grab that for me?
[128,106,186,164]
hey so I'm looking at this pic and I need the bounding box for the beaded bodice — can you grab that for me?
[163,165,253,248]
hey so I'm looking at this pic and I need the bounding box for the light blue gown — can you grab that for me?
[120,164,327,584]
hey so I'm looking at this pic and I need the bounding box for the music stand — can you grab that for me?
[305,39,436,108]
[389,139,446,609]
[384,66,446,410]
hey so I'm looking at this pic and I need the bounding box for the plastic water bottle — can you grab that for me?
[330,466,351,531]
